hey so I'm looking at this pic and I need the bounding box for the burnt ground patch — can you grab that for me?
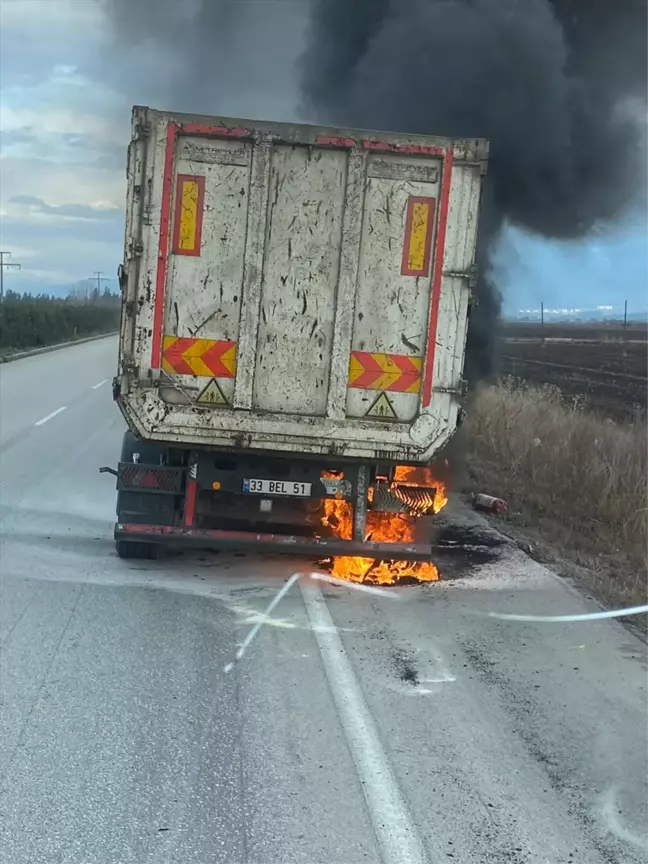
[391,645,419,684]
[315,523,506,585]
[428,523,505,581]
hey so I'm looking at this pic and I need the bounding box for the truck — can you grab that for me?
[107,105,488,561]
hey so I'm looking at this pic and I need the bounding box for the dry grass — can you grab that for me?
[463,379,647,607]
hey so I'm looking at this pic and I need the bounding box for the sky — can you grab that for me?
[0,0,646,314]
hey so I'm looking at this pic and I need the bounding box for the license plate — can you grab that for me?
[242,478,312,497]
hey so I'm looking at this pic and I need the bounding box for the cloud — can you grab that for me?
[96,0,309,120]
[7,195,122,223]
[0,4,129,290]
[0,126,126,172]
[0,212,123,291]
[0,1,107,89]
[1,0,102,27]
[0,154,124,208]
[0,129,37,147]
[1,103,124,141]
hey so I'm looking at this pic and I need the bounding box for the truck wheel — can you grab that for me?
[120,429,165,464]
[116,433,175,555]
[116,540,159,560]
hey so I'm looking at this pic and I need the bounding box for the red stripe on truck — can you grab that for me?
[181,123,251,138]
[421,148,454,408]
[362,140,446,157]
[151,121,250,369]
[151,122,179,369]
[316,135,357,148]
[184,478,198,526]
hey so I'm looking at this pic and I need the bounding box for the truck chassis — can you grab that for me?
[107,431,435,561]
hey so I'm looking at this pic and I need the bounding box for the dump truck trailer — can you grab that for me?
[108,106,488,559]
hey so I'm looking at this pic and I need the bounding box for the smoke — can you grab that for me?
[300,0,647,381]
[99,0,646,382]
[98,0,308,121]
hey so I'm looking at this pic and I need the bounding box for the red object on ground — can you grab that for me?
[472,493,508,515]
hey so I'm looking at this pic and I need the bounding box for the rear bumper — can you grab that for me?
[115,522,435,561]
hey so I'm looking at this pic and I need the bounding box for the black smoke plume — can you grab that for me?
[100,0,645,382]
[300,0,647,382]
[98,0,308,120]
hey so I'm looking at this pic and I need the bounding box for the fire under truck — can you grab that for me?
[103,106,488,562]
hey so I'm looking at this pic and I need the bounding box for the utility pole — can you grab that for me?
[92,271,109,295]
[0,251,21,301]
[540,300,544,346]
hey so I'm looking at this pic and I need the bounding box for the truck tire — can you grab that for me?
[120,429,164,464]
[116,430,170,522]
[116,432,171,558]
[116,540,159,560]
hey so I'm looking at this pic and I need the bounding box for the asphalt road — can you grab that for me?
[1,336,646,864]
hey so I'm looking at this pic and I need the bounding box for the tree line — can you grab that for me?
[0,290,120,354]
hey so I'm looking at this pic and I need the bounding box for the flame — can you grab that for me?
[320,464,449,585]
[321,497,353,539]
[392,465,448,513]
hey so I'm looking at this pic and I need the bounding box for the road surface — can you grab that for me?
[1,336,646,864]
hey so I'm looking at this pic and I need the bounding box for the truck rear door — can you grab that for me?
[121,108,486,461]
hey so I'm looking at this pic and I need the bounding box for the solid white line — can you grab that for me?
[34,406,67,426]
[92,378,108,390]
[300,579,427,864]
[484,604,648,623]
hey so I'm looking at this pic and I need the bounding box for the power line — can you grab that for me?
[0,251,21,302]
[92,271,110,294]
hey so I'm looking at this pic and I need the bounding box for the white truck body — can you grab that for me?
[118,106,488,463]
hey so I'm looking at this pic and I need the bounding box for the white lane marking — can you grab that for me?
[309,570,403,599]
[92,378,108,390]
[224,572,300,673]
[483,604,648,623]
[300,579,427,864]
[223,571,401,672]
[228,599,357,635]
[34,406,67,426]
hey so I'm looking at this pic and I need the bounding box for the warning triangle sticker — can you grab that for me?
[196,378,228,406]
[365,392,397,419]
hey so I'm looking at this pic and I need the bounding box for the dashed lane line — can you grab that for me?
[34,406,67,427]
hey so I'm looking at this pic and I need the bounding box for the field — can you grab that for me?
[463,380,647,607]
[497,321,647,420]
